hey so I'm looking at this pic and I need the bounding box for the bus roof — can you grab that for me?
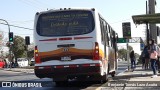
[36,8,96,15]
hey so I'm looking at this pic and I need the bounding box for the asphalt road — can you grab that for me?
[0,61,128,90]
[116,61,128,75]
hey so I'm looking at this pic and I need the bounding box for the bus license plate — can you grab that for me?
[61,56,71,61]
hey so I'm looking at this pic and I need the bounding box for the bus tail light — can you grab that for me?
[35,46,41,64]
[93,42,99,60]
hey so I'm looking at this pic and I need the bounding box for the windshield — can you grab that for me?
[36,10,95,36]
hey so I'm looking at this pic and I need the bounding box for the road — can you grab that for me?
[116,60,128,75]
[0,61,128,90]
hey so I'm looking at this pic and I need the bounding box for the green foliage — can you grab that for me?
[27,50,34,59]
[134,53,140,64]
[134,53,140,59]
[11,36,26,59]
[118,48,127,60]
[128,45,133,52]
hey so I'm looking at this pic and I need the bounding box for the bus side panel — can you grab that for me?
[108,47,116,73]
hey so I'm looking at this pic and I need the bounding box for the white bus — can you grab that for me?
[34,8,118,85]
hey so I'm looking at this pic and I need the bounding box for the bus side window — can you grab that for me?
[110,29,113,47]
[104,22,109,46]
[108,26,112,47]
[112,31,116,48]
[100,18,105,43]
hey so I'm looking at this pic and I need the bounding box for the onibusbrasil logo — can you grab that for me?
[1,82,42,87]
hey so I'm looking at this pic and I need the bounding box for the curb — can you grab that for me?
[2,68,34,73]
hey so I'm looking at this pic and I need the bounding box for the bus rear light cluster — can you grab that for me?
[35,46,41,64]
[82,64,101,67]
[93,42,100,60]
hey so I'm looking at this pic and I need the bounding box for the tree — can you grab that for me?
[134,53,140,59]
[27,43,34,59]
[11,36,26,60]
[128,45,133,52]
[0,30,5,57]
[118,48,127,60]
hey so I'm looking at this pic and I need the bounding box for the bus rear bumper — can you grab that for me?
[34,64,101,80]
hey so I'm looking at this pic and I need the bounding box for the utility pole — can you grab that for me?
[148,0,157,42]
[146,1,150,45]
[126,39,130,71]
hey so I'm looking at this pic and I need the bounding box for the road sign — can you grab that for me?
[122,22,131,39]
[140,43,145,50]
[117,38,126,43]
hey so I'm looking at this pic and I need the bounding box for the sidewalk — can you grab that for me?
[1,66,34,73]
[118,65,160,81]
[97,65,160,90]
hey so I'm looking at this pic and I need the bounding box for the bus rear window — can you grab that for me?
[36,10,95,36]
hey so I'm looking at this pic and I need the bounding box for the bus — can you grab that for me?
[34,8,118,85]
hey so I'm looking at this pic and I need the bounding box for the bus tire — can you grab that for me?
[55,81,68,87]
[102,73,108,83]
[93,74,107,84]
[108,64,110,74]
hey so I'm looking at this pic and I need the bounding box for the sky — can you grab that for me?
[0,0,160,54]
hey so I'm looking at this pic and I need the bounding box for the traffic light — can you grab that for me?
[122,22,131,39]
[25,36,30,45]
[9,32,13,42]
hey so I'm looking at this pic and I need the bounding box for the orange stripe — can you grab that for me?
[59,37,72,40]
[39,48,93,59]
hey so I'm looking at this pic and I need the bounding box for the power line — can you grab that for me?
[2,31,33,36]
[27,0,46,9]
[110,18,132,24]
[34,0,51,7]
[0,23,33,30]
[19,0,42,10]
[8,20,33,24]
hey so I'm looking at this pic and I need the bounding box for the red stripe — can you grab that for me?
[56,65,63,68]
[95,64,101,67]
[59,37,72,41]
[69,65,77,68]
[39,38,57,41]
[74,37,93,40]
[39,37,92,41]
[82,64,90,67]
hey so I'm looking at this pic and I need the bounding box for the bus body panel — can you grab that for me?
[34,8,117,81]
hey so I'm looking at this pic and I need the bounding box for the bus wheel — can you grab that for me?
[102,73,108,83]
[93,74,107,84]
[55,81,68,87]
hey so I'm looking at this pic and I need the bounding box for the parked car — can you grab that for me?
[17,58,29,67]
[118,58,123,61]
[0,61,5,68]
[30,58,35,66]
